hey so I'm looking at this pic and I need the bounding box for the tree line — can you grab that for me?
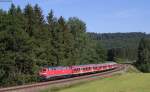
[88,32,149,62]
[0,4,106,86]
[89,32,150,72]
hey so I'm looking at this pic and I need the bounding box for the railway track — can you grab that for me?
[0,64,127,92]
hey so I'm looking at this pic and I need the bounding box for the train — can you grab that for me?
[39,62,119,80]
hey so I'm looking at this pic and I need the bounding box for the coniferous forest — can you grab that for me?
[89,32,150,62]
[89,32,150,73]
[0,4,150,87]
[0,4,106,86]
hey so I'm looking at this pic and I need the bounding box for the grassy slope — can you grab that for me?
[126,65,140,73]
[57,73,150,92]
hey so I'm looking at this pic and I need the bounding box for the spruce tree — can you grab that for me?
[24,4,35,36]
[136,38,150,72]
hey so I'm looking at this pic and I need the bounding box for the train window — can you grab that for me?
[42,69,47,72]
[53,68,55,70]
[48,68,51,70]
[67,67,70,70]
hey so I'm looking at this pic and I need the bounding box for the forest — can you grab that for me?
[0,4,106,86]
[89,32,150,62]
[89,32,150,73]
[0,4,150,87]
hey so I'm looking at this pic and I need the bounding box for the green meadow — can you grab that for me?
[42,73,150,92]
[57,73,150,92]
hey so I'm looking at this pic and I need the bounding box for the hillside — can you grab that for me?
[88,32,150,61]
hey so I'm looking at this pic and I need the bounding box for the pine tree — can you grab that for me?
[34,4,45,26]
[24,4,35,36]
[53,16,65,65]
[47,10,58,66]
[136,38,150,72]
[67,17,87,65]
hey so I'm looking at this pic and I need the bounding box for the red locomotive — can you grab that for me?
[39,62,119,79]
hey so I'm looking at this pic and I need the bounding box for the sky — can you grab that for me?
[0,0,150,33]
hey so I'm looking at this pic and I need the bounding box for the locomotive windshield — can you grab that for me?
[40,68,47,72]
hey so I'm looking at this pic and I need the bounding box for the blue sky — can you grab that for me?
[0,0,150,33]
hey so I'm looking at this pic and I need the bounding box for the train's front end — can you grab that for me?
[39,68,48,79]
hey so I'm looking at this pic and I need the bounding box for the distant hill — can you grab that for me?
[88,32,148,48]
[88,32,150,61]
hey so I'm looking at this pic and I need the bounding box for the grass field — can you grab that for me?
[50,73,150,92]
